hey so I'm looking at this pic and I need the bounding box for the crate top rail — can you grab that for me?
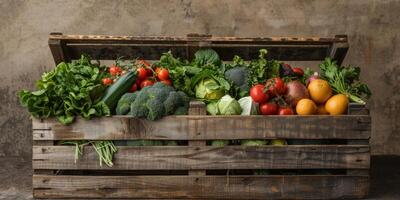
[48,32,349,64]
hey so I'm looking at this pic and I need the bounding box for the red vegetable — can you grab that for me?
[260,102,279,115]
[306,72,320,86]
[137,67,148,80]
[292,67,304,76]
[109,65,122,76]
[140,79,155,88]
[146,68,153,77]
[157,68,170,81]
[161,79,172,86]
[130,83,137,92]
[102,78,113,86]
[250,84,269,103]
[266,78,286,96]
[285,81,309,107]
[278,107,294,115]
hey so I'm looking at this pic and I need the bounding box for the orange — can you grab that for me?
[316,104,329,115]
[307,79,332,103]
[296,98,317,115]
[325,94,349,115]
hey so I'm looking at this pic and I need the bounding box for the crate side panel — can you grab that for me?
[33,175,369,199]
[33,145,370,170]
[32,115,371,140]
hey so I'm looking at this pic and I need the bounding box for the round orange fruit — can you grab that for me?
[307,79,332,103]
[325,94,349,115]
[316,104,329,115]
[296,98,317,115]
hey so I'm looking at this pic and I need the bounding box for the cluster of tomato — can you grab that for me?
[249,66,304,116]
[133,60,171,92]
[101,60,171,92]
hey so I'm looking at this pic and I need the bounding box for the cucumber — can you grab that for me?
[101,71,137,112]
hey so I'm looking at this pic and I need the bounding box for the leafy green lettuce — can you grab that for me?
[19,55,110,125]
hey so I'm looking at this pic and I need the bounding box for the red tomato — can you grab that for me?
[102,78,113,86]
[137,59,150,67]
[161,79,172,86]
[146,68,153,76]
[260,102,279,115]
[155,67,162,74]
[266,78,286,96]
[292,67,304,76]
[130,83,138,92]
[135,79,142,89]
[140,79,155,88]
[109,65,122,76]
[137,67,148,80]
[157,68,170,81]
[250,84,269,103]
[278,107,294,115]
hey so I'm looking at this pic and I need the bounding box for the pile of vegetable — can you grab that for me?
[19,48,371,167]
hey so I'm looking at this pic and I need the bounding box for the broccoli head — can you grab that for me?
[116,92,137,115]
[129,82,190,120]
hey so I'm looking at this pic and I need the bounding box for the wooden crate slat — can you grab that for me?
[32,115,371,140]
[33,175,369,199]
[49,34,347,43]
[48,33,348,62]
[33,145,369,170]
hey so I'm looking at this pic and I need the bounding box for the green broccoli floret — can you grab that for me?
[174,106,188,115]
[146,99,165,120]
[164,91,182,114]
[116,92,137,115]
[129,83,189,120]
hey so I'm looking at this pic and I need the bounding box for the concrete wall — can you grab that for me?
[1,0,399,158]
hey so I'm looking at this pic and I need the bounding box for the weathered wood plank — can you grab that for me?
[33,145,369,170]
[32,115,371,140]
[33,175,369,199]
[49,33,348,43]
[188,101,207,176]
[48,33,348,62]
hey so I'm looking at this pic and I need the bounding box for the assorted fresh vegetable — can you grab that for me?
[20,48,371,167]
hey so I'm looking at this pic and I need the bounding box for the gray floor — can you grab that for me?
[1,156,399,200]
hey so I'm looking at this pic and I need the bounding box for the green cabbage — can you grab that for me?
[270,139,287,146]
[217,95,242,115]
[195,78,225,100]
[238,96,259,115]
[194,49,221,66]
[206,95,241,115]
[241,140,268,146]
[211,140,229,146]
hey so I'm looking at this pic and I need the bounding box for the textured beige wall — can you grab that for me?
[0,0,399,158]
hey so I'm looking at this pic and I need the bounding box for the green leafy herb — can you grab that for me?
[319,58,371,104]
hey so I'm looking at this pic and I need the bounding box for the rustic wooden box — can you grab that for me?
[32,33,371,199]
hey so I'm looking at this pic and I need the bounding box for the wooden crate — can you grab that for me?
[32,33,371,199]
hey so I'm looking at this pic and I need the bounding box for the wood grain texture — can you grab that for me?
[32,145,370,170]
[187,100,207,176]
[32,115,371,140]
[33,175,368,199]
[48,33,348,62]
[49,33,348,43]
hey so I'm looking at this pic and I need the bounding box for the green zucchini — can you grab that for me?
[101,71,137,112]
